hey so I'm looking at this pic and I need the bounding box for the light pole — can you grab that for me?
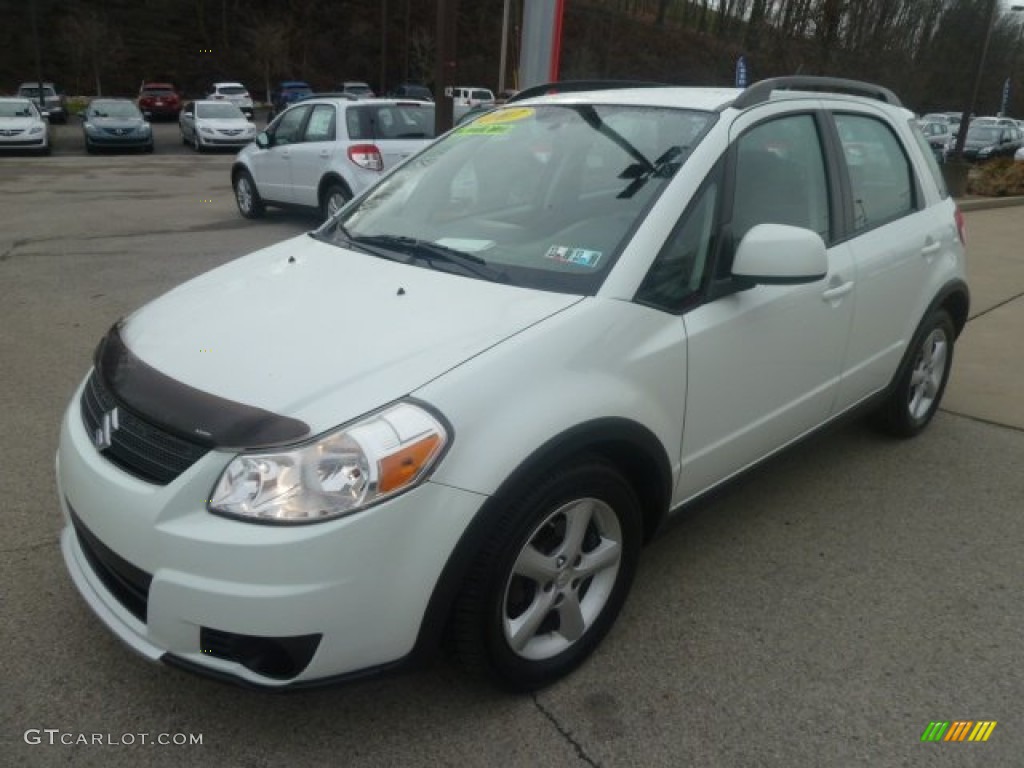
[29,0,46,113]
[953,0,1000,161]
[1007,3,1024,116]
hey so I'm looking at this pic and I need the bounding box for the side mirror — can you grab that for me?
[255,131,271,149]
[732,223,827,285]
[41,110,51,119]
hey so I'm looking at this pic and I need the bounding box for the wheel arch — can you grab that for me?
[317,173,353,207]
[932,278,969,337]
[410,417,673,661]
[230,161,252,184]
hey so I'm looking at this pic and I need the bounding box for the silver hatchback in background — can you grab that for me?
[207,81,255,120]
[232,97,435,220]
[179,100,257,152]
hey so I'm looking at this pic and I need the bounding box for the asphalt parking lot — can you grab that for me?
[2,155,1023,767]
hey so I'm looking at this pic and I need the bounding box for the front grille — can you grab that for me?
[81,371,209,485]
[219,129,242,136]
[69,503,152,623]
[0,129,24,137]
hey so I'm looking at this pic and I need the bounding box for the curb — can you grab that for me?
[956,195,1024,212]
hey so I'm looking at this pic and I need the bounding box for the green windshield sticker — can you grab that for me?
[456,124,513,136]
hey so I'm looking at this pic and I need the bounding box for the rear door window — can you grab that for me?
[834,114,916,230]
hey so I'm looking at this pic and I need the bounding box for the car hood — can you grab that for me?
[118,236,581,439]
[89,117,145,128]
[197,118,252,130]
[0,117,40,130]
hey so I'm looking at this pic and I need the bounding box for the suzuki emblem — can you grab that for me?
[93,407,120,451]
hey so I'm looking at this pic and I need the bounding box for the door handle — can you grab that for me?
[822,280,854,302]
[319,150,329,158]
[921,241,941,257]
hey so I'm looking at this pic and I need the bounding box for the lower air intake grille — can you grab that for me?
[69,503,152,623]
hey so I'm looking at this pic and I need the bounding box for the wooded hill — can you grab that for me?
[2,0,1023,115]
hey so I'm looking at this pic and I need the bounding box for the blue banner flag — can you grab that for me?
[736,56,749,88]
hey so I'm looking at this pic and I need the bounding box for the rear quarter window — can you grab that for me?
[908,119,949,200]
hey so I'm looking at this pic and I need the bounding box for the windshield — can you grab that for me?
[966,126,999,143]
[20,87,56,98]
[318,104,714,294]
[218,86,247,95]
[0,101,37,118]
[89,101,142,118]
[346,103,436,139]
[197,102,245,119]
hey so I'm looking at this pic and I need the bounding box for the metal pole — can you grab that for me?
[954,0,999,160]
[380,0,388,95]
[29,0,46,113]
[498,0,511,94]
[434,0,458,134]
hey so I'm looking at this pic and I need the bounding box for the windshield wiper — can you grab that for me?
[309,224,408,264]
[350,234,508,282]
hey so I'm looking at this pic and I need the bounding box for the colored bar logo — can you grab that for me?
[921,721,997,742]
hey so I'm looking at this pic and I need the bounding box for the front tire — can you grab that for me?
[449,459,642,691]
[233,169,265,219]
[870,309,955,437]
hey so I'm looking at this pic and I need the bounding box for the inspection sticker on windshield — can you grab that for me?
[476,107,535,125]
[544,245,602,268]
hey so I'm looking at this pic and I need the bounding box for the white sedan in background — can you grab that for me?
[179,100,256,152]
[0,97,50,155]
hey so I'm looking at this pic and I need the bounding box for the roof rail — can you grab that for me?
[732,76,902,110]
[507,80,669,103]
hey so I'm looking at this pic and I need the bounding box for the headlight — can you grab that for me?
[140,123,152,134]
[209,402,449,524]
[84,122,97,133]
[977,146,993,156]
[29,125,43,135]
[200,125,215,134]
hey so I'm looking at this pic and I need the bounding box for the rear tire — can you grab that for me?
[870,309,955,438]
[233,169,265,219]
[448,458,642,691]
[320,182,351,220]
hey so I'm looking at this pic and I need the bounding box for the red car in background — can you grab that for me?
[138,82,182,120]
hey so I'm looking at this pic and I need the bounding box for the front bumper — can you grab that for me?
[57,379,485,688]
[198,133,255,148]
[0,135,47,149]
[85,133,152,149]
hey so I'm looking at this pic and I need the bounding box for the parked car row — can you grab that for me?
[917,111,1024,162]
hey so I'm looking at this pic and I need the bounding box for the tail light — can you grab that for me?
[348,144,383,171]
[954,205,966,246]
